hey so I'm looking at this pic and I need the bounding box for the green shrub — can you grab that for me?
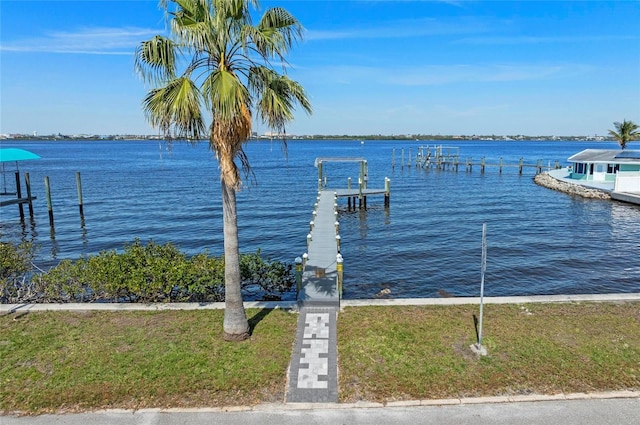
[0,241,34,303]
[33,239,294,303]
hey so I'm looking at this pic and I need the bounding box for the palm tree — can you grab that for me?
[608,119,640,150]
[135,0,311,341]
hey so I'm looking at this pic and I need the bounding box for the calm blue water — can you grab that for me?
[1,139,639,300]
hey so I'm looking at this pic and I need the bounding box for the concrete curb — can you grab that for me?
[26,391,636,415]
[2,293,639,313]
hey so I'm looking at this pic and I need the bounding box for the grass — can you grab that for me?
[1,302,639,414]
[338,303,640,402]
[0,308,298,414]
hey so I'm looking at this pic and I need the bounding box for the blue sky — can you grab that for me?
[1,0,639,137]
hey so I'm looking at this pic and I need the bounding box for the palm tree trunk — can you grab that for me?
[221,181,250,341]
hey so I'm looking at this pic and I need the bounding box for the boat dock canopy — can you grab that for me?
[0,148,41,162]
[314,157,366,167]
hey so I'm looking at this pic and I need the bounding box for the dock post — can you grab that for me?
[76,171,84,217]
[44,176,54,227]
[335,235,341,253]
[408,148,412,167]
[295,257,303,298]
[481,157,486,173]
[384,177,390,207]
[14,172,25,221]
[499,157,503,174]
[392,148,395,169]
[347,177,351,189]
[24,172,34,219]
[401,148,405,168]
[336,253,343,299]
[519,158,524,175]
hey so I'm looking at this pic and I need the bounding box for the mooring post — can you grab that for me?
[336,253,344,299]
[24,172,34,219]
[499,157,503,174]
[481,157,486,173]
[384,177,390,207]
[295,256,303,298]
[76,171,84,217]
[519,157,524,174]
[347,177,351,190]
[335,235,341,253]
[408,148,412,167]
[392,148,395,169]
[14,172,24,221]
[44,176,54,227]
[401,148,404,168]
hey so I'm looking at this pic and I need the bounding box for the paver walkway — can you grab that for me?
[286,306,338,403]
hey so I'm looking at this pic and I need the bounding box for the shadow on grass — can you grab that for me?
[248,308,273,334]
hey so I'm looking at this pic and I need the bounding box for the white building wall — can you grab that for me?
[615,172,640,192]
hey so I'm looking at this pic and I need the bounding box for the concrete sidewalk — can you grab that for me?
[2,393,639,425]
[3,292,640,313]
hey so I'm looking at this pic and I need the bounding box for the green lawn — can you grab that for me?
[1,302,639,414]
[0,308,298,413]
[338,303,640,402]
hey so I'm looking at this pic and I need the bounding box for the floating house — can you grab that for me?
[567,149,640,193]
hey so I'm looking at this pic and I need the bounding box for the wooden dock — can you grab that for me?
[298,190,342,307]
[298,158,390,306]
[392,145,562,174]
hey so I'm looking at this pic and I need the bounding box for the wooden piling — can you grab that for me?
[14,172,24,221]
[384,177,390,207]
[519,157,524,174]
[499,157,503,174]
[481,157,486,173]
[76,171,84,216]
[44,176,54,227]
[24,172,34,219]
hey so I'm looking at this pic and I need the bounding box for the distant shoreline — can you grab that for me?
[1,135,614,142]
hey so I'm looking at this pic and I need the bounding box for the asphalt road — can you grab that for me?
[3,398,639,425]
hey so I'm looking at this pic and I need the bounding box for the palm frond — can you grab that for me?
[250,66,311,135]
[253,7,303,60]
[202,69,251,120]
[143,76,206,140]
[135,35,178,84]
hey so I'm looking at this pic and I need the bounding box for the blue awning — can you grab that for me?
[0,148,41,163]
